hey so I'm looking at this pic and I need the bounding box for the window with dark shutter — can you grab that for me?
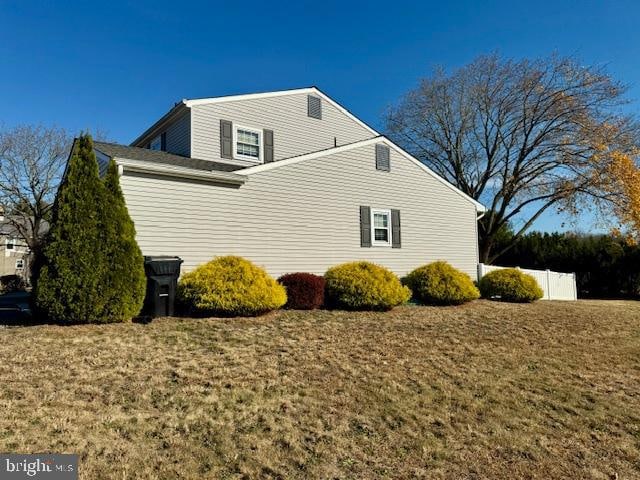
[220,120,233,159]
[160,132,167,152]
[307,95,322,119]
[360,206,371,247]
[375,144,390,171]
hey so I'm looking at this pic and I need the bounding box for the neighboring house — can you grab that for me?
[93,87,486,279]
[0,216,32,278]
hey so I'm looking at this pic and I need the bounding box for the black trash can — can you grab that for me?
[143,256,183,318]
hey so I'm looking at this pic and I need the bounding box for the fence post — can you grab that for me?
[546,269,552,300]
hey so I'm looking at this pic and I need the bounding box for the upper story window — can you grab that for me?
[234,126,262,162]
[149,132,166,151]
[150,135,161,151]
[371,209,391,246]
[5,238,16,251]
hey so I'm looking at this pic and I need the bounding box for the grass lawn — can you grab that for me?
[1,300,639,479]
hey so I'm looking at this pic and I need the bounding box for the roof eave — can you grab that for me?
[130,101,189,147]
[115,158,247,186]
[183,86,379,137]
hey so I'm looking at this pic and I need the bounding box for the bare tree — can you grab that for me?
[386,54,639,263]
[0,125,71,257]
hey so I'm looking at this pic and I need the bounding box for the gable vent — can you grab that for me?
[307,95,322,119]
[375,144,390,171]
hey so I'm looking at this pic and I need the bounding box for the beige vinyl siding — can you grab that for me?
[165,111,190,156]
[120,143,480,279]
[190,92,375,164]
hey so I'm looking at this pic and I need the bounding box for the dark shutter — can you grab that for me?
[360,206,371,247]
[160,132,167,151]
[376,144,390,171]
[220,119,233,159]
[263,129,274,163]
[391,209,401,248]
[307,95,322,119]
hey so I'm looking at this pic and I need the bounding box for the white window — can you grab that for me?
[5,238,15,251]
[15,259,24,269]
[234,126,262,162]
[371,209,391,246]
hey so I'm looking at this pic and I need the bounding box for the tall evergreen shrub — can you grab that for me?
[35,134,109,323]
[35,134,146,323]
[101,160,146,321]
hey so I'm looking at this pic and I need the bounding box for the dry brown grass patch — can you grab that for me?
[1,300,639,479]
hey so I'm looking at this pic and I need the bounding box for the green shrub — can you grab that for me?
[101,160,146,321]
[479,268,544,303]
[178,256,287,316]
[324,261,411,311]
[35,134,111,323]
[35,135,146,324]
[405,261,480,305]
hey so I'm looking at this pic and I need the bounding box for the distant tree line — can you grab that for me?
[492,231,640,299]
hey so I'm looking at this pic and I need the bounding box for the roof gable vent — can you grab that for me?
[375,144,390,171]
[307,95,322,119]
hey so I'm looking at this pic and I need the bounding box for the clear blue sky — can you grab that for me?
[1,0,639,232]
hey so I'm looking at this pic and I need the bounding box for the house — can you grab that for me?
[0,211,32,278]
[93,87,486,279]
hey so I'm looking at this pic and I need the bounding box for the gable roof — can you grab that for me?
[183,86,378,137]
[94,142,239,172]
[239,136,487,212]
[0,216,48,239]
[131,87,379,147]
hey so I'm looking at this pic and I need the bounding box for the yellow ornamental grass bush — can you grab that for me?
[479,268,544,303]
[177,256,287,316]
[324,261,411,311]
[405,261,480,305]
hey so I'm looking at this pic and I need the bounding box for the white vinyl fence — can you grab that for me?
[478,263,577,301]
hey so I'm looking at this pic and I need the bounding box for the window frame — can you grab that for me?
[370,208,392,247]
[150,134,162,151]
[15,259,24,269]
[233,125,263,163]
[5,238,15,251]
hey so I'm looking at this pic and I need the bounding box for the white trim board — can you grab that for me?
[240,136,486,212]
[182,87,379,137]
[115,158,248,186]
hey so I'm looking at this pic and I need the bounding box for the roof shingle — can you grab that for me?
[93,142,241,173]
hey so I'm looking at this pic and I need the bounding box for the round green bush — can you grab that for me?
[479,268,544,303]
[405,261,480,305]
[324,261,411,311]
[177,256,287,316]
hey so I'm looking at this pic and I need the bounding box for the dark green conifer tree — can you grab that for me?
[35,134,109,323]
[101,159,146,321]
